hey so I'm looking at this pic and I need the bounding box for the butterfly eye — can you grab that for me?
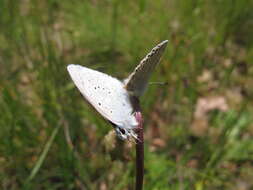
[118,128,126,135]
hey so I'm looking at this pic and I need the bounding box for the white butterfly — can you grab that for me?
[67,40,168,140]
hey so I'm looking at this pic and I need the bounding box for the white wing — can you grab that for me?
[124,40,168,97]
[67,64,137,129]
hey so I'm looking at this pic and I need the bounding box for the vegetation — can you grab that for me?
[1,0,253,189]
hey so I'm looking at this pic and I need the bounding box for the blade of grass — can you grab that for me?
[25,124,61,183]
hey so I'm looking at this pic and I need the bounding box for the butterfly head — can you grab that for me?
[115,126,138,141]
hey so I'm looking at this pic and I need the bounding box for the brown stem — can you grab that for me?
[135,111,144,190]
[129,96,144,190]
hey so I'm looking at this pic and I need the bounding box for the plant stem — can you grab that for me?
[132,95,144,190]
[135,111,144,190]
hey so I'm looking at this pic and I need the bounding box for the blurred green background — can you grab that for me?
[1,0,253,189]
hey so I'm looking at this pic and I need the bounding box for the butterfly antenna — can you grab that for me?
[149,81,168,85]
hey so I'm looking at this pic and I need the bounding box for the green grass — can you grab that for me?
[1,0,253,189]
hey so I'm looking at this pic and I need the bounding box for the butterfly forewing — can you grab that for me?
[125,40,168,97]
[67,64,137,129]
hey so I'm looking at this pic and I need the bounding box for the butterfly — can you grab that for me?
[67,40,168,140]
